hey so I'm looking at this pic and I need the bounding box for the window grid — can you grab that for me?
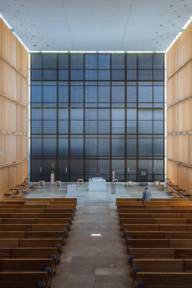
[30,53,164,182]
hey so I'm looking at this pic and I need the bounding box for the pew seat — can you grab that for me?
[0,271,50,288]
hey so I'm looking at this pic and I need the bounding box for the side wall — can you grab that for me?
[0,19,29,199]
[166,23,192,194]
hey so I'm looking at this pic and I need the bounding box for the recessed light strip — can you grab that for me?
[30,50,164,54]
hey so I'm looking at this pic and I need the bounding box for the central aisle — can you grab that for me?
[53,199,132,288]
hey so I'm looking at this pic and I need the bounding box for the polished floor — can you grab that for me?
[27,183,169,288]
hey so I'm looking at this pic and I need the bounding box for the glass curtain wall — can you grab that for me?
[30,53,164,182]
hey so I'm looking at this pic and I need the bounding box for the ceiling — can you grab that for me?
[0,0,192,51]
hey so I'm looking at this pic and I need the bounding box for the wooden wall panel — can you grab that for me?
[166,22,192,195]
[0,19,28,199]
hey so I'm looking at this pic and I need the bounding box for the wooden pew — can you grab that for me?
[120,218,191,225]
[132,259,192,272]
[0,247,61,263]
[135,271,192,288]
[128,248,192,260]
[0,271,50,288]
[0,212,73,219]
[0,258,55,275]
[0,223,68,231]
[126,239,192,248]
[0,238,64,249]
[0,231,66,239]
[119,212,192,218]
[125,231,192,239]
[0,197,77,287]
[123,224,192,231]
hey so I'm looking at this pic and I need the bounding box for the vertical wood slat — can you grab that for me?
[0,18,29,199]
[166,22,192,195]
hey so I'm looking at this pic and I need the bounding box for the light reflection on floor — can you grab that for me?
[26,182,170,203]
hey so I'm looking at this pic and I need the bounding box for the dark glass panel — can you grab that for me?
[138,54,153,69]
[58,54,69,69]
[112,137,125,157]
[138,137,153,157]
[127,54,137,69]
[85,54,97,69]
[112,54,125,69]
[58,84,68,103]
[58,137,68,156]
[85,138,97,156]
[153,54,164,69]
[31,54,42,69]
[31,86,42,102]
[98,70,110,81]
[70,137,83,157]
[98,54,110,69]
[43,54,57,69]
[71,54,84,69]
[43,138,57,156]
[71,70,84,81]
[58,70,69,81]
[31,121,42,134]
[43,120,57,134]
[31,70,42,81]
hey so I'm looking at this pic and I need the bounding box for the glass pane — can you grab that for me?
[58,121,68,134]
[31,138,42,155]
[31,54,42,69]
[127,70,137,81]
[43,109,57,120]
[71,70,84,81]
[153,54,164,69]
[71,85,83,102]
[85,70,97,81]
[70,121,83,134]
[98,55,110,69]
[112,137,125,156]
[43,85,57,102]
[112,86,125,103]
[58,54,69,69]
[85,54,97,69]
[111,70,125,81]
[43,121,57,134]
[70,138,83,156]
[31,70,42,81]
[138,137,153,156]
[43,70,57,81]
[98,121,110,134]
[98,138,110,156]
[127,109,137,120]
[58,70,69,81]
[138,85,153,102]
[98,86,110,102]
[71,54,84,69]
[127,55,137,69]
[138,121,152,134]
[85,138,97,156]
[85,86,97,102]
[43,138,57,156]
[43,54,57,69]
[31,86,42,102]
[138,54,152,69]
[58,84,68,103]
[98,70,110,81]
[127,138,137,156]
[32,121,42,134]
[112,54,125,69]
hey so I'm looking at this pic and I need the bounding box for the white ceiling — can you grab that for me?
[0,0,192,51]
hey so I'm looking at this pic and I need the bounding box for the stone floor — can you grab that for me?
[27,183,170,288]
